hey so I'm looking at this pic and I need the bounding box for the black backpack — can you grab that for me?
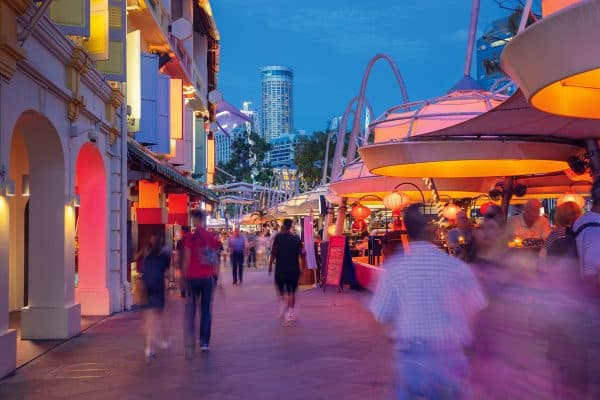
[547,222,600,259]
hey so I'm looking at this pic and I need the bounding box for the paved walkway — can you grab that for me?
[0,271,394,399]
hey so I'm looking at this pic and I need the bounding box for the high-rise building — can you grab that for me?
[242,101,260,136]
[269,131,308,169]
[261,66,294,142]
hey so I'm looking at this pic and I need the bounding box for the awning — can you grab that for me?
[128,141,219,203]
[418,90,600,142]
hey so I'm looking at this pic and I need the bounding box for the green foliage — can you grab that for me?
[294,130,335,189]
[214,130,273,185]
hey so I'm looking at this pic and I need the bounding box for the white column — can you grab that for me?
[0,195,17,378]
[20,134,80,339]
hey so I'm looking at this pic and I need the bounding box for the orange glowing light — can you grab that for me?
[327,224,337,236]
[138,181,160,208]
[443,204,462,221]
[350,204,371,220]
[170,79,183,140]
[557,192,586,209]
[383,191,410,210]
[542,0,581,16]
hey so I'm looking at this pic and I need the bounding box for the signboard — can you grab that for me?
[303,216,317,269]
[324,235,346,288]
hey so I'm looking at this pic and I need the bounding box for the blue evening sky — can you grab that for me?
[211,1,514,133]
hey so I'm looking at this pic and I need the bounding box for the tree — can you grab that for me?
[294,130,336,189]
[214,130,272,185]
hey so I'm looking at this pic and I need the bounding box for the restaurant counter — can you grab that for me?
[353,256,384,292]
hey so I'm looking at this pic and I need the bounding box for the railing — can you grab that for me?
[146,0,207,98]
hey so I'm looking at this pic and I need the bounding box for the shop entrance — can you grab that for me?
[74,143,109,315]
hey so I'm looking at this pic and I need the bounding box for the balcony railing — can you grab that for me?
[146,0,207,99]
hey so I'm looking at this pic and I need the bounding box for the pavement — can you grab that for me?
[0,270,394,399]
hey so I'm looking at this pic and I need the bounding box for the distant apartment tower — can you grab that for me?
[269,130,308,169]
[261,66,294,142]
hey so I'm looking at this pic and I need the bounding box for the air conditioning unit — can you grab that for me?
[128,116,140,132]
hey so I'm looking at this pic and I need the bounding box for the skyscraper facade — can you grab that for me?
[261,66,294,142]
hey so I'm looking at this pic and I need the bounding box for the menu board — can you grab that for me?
[324,235,346,288]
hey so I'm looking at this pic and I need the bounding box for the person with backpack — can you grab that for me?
[141,231,172,361]
[183,209,220,359]
[572,178,600,398]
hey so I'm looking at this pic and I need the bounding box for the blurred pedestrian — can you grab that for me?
[269,219,305,326]
[141,231,172,361]
[572,178,600,398]
[446,210,474,261]
[470,213,557,399]
[247,230,257,269]
[229,228,246,285]
[183,209,220,358]
[255,230,269,269]
[371,204,486,399]
[175,226,191,298]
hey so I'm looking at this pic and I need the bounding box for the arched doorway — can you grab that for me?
[9,111,80,339]
[74,143,109,315]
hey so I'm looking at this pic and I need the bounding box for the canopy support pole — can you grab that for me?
[501,176,514,219]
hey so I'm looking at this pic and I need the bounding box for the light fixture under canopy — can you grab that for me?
[358,139,581,178]
[502,0,600,119]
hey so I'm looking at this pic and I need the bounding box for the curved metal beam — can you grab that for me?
[346,54,410,164]
[464,0,480,77]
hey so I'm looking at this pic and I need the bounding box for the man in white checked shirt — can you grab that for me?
[371,204,486,400]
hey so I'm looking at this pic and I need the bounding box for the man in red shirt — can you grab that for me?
[183,209,219,358]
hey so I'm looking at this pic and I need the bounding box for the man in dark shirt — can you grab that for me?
[269,219,305,325]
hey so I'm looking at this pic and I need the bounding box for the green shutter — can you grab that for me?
[95,0,126,81]
[49,0,90,37]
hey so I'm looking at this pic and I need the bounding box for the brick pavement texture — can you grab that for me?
[0,271,394,399]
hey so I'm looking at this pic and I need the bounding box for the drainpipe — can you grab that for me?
[120,102,132,310]
[500,176,514,220]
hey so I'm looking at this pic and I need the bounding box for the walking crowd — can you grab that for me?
[137,213,305,361]
[372,178,600,400]
[135,178,600,399]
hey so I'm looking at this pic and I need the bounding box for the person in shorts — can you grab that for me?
[269,219,305,325]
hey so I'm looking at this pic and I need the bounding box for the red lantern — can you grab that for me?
[350,203,371,220]
[351,219,368,233]
[479,201,495,215]
[392,208,402,217]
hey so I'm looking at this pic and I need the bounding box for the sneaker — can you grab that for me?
[144,347,155,362]
[287,309,296,321]
[158,340,170,350]
[200,343,209,352]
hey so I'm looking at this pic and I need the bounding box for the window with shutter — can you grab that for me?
[49,0,90,37]
[136,53,159,146]
[95,0,126,81]
[155,74,171,154]
[84,0,109,60]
